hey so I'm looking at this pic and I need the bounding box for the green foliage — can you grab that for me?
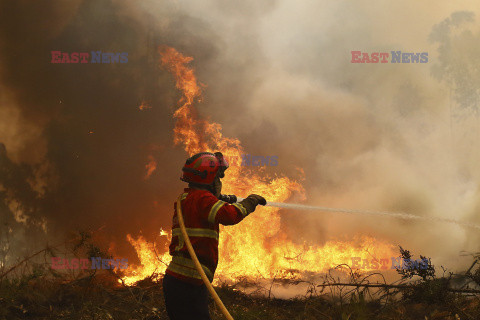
[402,277,454,305]
[395,246,455,305]
[395,246,436,281]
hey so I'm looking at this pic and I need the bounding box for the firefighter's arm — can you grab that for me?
[202,194,266,226]
[218,194,237,203]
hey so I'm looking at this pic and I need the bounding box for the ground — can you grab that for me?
[1,271,479,320]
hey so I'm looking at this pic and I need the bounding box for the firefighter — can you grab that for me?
[163,152,266,320]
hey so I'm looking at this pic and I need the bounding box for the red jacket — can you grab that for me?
[165,188,248,285]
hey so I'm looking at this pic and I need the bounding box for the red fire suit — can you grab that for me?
[165,188,249,284]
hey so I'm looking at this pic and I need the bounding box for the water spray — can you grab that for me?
[237,198,480,230]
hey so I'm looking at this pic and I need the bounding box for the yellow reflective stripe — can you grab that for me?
[174,236,184,251]
[232,203,248,217]
[167,256,214,281]
[208,200,225,224]
[180,193,188,200]
[167,262,202,280]
[172,228,219,240]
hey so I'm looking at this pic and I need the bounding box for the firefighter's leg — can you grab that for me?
[163,273,211,320]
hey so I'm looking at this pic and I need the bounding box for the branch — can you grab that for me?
[316,282,480,294]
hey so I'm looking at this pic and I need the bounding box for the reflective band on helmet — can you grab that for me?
[208,200,225,224]
[167,256,214,282]
[232,203,248,217]
[172,228,219,241]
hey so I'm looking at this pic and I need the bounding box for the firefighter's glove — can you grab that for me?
[239,194,267,214]
[219,194,237,204]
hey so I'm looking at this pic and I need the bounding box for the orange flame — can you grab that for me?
[139,101,152,110]
[120,47,396,285]
[144,155,157,180]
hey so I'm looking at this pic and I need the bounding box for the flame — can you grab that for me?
[144,155,157,180]
[159,228,168,237]
[120,47,396,285]
[139,101,151,110]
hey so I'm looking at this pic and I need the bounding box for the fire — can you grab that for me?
[122,234,168,285]
[120,47,396,285]
[144,155,157,180]
[139,101,151,110]
[159,228,168,237]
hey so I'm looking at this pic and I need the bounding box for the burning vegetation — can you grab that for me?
[1,1,480,318]
[0,232,479,319]
[2,44,478,319]
[120,46,397,286]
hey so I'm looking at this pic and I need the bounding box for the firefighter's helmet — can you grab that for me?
[181,152,229,185]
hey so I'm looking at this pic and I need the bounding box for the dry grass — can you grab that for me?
[1,270,479,320]
[0,235,479,319]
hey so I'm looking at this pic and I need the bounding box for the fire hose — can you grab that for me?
[175,195,235,320]
[237,198,480,230]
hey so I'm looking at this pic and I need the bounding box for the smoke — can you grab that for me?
[0,0,190,258]
[1,0,479,272]
[246,2,480,270]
